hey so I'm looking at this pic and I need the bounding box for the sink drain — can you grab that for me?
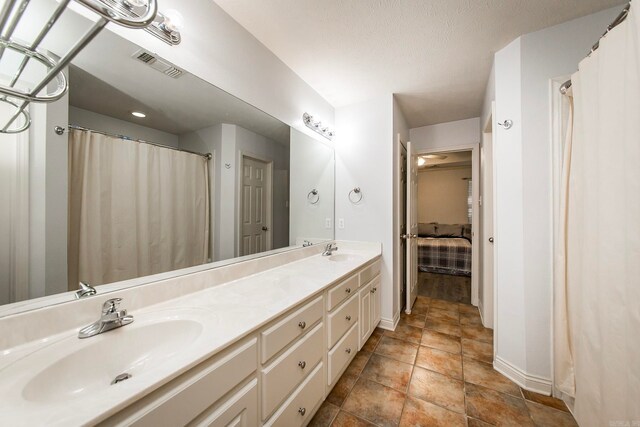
[111,373,132,385]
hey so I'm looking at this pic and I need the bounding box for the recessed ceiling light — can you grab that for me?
[131,111,146,118]
[417,157,426,166]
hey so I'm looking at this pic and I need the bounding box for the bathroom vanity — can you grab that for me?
[0,242,381,426]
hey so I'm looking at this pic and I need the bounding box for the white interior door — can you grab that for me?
[481,108,495,327]
[241,157,269,255]
[405,141,418,313]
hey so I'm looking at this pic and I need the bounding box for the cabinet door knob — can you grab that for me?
[298,407,306,416]
[298,360,306,369]
[346,315,352,321]
[298,321,306,329]
[370,289,375,294]
[373,287,377,292]
[345,348,352,354]
[345,288,351,293]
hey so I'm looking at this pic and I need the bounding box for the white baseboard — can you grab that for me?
[494,356,552,395]
[379,311,400,331]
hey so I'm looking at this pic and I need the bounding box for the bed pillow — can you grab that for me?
[435,224,463,237]
[462,224,472,241]
[418,222,438,237]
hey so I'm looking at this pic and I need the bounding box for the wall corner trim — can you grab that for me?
[378,310,400,331]
[494,356,552,395]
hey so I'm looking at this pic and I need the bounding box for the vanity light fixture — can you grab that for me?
[131,111,146,118]
[145,8,184,45]
[303,112,335,141]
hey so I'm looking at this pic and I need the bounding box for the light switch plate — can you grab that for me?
[325,218,332,228]
[338,218,345,229]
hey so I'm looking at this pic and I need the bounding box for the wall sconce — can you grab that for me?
[145,8,184,45]
[303,112,335,141]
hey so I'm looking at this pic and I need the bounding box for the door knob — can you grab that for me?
[489,237,494,243]
[262,226,269,231]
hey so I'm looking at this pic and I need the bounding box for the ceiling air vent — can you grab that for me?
[131,49,185,79]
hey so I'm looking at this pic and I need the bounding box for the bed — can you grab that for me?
[417,223,472,276]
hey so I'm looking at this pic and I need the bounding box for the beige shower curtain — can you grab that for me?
[555,4,640,425]
[68,129,209,289]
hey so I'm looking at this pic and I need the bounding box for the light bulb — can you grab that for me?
[161,9,184,33]
[418,157,426,166]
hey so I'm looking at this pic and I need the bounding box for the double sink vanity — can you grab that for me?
[0,242,382,426]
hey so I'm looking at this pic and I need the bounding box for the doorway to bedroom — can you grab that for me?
[416,150,474,304]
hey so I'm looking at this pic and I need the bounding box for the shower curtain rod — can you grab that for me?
[66,124,212,160]
[560,2,631,94]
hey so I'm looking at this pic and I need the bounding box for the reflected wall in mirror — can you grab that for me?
[0,0,334,311]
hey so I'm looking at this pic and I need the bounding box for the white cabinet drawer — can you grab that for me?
[359,259,381,286]
[264,362,324,427]
[188,379,258,427]
[261,296,323,363]
[327,274,358,311]
[327,293,358,348]
[105,339,258,427]
[327,323,358,387]
[262,323,323,420]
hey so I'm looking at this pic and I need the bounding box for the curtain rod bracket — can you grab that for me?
[54,125,65,135]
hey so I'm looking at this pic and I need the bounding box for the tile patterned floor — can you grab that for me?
[310,296,577,427]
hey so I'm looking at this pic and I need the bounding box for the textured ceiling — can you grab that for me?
[213,0,625,127]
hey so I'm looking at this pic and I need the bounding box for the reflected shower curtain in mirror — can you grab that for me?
[555,4,640,425]
[68,129,209,290]
[0,123,29,305]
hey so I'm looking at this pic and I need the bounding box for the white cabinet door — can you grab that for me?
[371,276,381,327]
[359,281,372,346]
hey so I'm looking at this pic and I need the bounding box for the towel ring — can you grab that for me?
[349,187,363,204]
[307,189,320,204]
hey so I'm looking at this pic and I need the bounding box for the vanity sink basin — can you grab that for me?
[17,308,211,404]
[326,253,362,262]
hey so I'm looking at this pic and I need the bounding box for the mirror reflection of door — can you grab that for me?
[241,156,272,256]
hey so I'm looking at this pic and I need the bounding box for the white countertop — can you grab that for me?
[0,242,381,426]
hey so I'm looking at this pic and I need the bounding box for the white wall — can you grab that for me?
[489,6,622,391]
[418,167,472,224]
[289,128,334,245]
[410,118,480,153]
[29,96,69,298]
[336,95,396,328]
[69,107,180,147]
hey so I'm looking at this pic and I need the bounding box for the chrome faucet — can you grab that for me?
[78,298,134,339]
[322,243,338,256]
[303,240,313,247]
[75,281,97,299]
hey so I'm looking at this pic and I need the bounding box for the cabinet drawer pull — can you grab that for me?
[298,321,306,329]
[298,407,306,416]
[345,348,352,354]
[345,287,351,294]
[298,360,306,369]
[345,315,352,321]
[370,289,375,294]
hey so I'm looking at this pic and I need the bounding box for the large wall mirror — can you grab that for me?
[0,1,334,314]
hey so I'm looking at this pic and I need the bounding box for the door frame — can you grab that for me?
[236,151,274,257]
[394,134,407,320]
[415,143,481,307]
[481,104,496,328]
